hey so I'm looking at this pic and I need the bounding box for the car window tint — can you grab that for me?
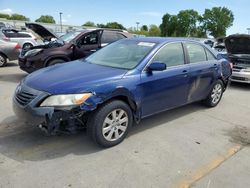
[101,31,118,44]
[151,43,184,67]
[205,48,216,60]
[186,43,206,63]
[116,33,126,40]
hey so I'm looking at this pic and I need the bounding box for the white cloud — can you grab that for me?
[138,11,162,17]
[0,8,13,15]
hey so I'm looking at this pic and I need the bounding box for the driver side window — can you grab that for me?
[151,42,185,68]
[78,33,98,47]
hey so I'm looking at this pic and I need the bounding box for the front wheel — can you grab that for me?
[87,100,133,147]
[0,54,7,67]
[204,80,224,107]
[47,59,65,66]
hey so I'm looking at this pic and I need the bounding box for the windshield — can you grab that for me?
[59,31,81,43]
[85,40,156,69]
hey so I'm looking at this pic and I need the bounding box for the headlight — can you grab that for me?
[24,49,43,57]
[40,93,92,107]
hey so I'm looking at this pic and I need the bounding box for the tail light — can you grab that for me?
[2,36,10,41]
[15,43,21,49]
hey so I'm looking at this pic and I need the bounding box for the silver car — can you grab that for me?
[0,29,42,49]
[225,34,250,84]
[0,39,21,67]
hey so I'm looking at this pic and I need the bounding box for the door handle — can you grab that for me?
[182,70,188,73]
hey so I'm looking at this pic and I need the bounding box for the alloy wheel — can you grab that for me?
[102,109,129,142]
[211,83,222,104]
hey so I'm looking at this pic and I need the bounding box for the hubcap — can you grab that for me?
[211,83,222,104]
[102,109,128,141]
[0,56,5,66]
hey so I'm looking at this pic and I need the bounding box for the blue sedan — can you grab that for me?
[13,37,231,147]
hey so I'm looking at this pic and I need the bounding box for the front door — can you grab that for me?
[73,31,101,59]
[139,42,190,117]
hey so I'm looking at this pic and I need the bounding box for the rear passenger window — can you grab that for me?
[205,49,216,60]
[186,43,206,63]
[151,43,185,67]
[101,31,118,44]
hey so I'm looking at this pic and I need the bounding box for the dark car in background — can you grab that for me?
[225,34,250,83]
[13,37,231,147]
[0,39,21,67]
[18,23,133,73]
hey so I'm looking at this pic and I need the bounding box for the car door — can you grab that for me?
[184,42,219,102]
[73,31,101,59]
[139,42,190,117]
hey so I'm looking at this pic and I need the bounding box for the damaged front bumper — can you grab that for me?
[12,84,89,135]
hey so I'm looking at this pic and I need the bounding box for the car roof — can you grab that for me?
[126,37,204,44]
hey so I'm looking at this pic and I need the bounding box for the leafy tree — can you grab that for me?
[9,14,29,21]
[141,25,148,31]
[176,9,199,37]
[96,23,106,28]
[160,13,178,36]
[148,25,161,36]
[202,7,234,38]
[0,13,10,19]
[35,15,55,23]
[82,21,96,27]
[105,22,126,30]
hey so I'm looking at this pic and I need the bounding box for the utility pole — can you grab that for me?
[59,12,63,32]
[136,22,140,31]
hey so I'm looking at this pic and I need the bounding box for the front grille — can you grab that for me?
[15,90,37,106]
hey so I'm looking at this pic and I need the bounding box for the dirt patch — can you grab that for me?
[227,126,250,146]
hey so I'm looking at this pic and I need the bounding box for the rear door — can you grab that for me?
[184,42,219,102]
[73,31,101,59]
[140,42,190,117]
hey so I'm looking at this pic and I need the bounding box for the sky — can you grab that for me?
[0,0,249,35]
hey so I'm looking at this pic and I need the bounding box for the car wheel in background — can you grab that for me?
[0,54,7,67]
[47,59,66,66]
[204,80,224,107]
[22,43,33,49]
[87,100,133,147]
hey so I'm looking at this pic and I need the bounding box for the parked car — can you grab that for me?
[0,39,21,67]
[225,34,250,83]
[0,28,42,49]
[18,23,133,73]
[13,37,231,147]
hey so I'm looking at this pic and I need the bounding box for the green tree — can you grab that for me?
[0,13,10,19]
[9,14,29,21]
[96,23,106,28]
[82,21,96,27]
[141,25,148,31]
[176,9,199,37]
[202,7,234,38]
[148,24,161,36]
[35,15,55,23]
[160,13,178,36]
[105,22,126,30]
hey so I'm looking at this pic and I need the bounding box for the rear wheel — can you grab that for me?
[87,100,133,147]
[204,80,224,107]
[0,54,7,67]
[47,59,65,66]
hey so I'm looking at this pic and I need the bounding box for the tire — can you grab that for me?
[47,59,65,67]
[87,100,133,147]
[0,53,7,67]
[204,80,224,107]
[23,43,33,49]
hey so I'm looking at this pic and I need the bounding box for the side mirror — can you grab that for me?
[147,62,166,71]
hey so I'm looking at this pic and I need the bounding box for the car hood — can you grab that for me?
[24,60,128,94]
[25,22,58,41]
[225,34,250,55]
